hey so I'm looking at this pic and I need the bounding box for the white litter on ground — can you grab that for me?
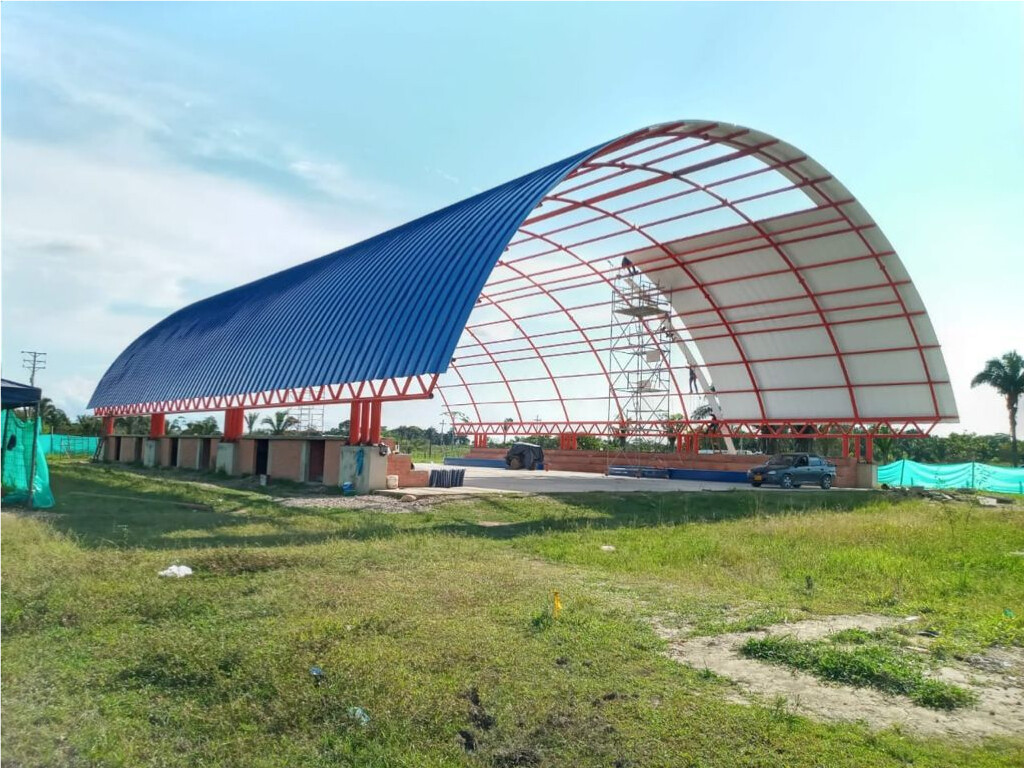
[158,565,193,578]
[600,545,616,552]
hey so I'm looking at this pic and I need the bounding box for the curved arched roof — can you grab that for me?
[91,120,957,428]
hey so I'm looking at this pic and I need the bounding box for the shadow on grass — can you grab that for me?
[31,468,398,551]
[35,463,892,551]
[433,488,894,541]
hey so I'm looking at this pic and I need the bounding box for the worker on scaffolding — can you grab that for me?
[621,256,639,276]
[688,365,699,394]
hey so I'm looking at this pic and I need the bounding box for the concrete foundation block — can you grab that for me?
[337,445,389,493]
[143,439,159,468]
[855,462,878,489]
[216,442,237,475]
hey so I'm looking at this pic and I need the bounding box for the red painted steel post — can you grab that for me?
[223,408,244,442]
[675,433,683,453]
[349,400,362,445]
[865,436,874,464]
[149,413,166,438]
[103,415,115,436]
[368,401,382,444]
[360,400,372,444]
[841,435,849,457]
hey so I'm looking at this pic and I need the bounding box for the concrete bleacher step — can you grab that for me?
[387,453,430,488]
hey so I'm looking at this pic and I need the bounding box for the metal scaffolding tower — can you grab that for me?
[607,271,672,444]
[293,404,326,433]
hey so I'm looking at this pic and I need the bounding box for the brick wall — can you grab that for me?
[269,440,306,482]
[177,438,200,470]
[323,440,342,486]
[118,437,140,463]
[234,439,257,475]
[157,438,173,467]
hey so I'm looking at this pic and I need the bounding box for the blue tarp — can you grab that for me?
[878,459,1024,495]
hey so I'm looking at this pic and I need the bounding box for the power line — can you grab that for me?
[21,350,47,386]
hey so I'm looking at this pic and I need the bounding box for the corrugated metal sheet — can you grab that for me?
[88,146,603,410]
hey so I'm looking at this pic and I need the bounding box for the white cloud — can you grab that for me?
[288,159,381,202]
[0,137,388,416]
[0,8,413,418]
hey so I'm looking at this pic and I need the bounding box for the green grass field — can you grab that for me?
[3,461,1023,767]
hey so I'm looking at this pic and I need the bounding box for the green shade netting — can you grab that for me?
[38,435,99,456]
[878,459,1024,495]
[1,411,55,508]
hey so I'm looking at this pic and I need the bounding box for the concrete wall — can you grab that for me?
[337,444,389,493]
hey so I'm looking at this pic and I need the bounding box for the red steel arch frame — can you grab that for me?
[95,121,955,449]
[438,121,952,444]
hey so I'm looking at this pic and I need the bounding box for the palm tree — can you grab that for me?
[74,414,103,436]
[691,403,714,421]
[261,410,300,435]
[971,350,1023,466]
[244,412,259,435]
[182,417,220,436]
[38,398,69,433]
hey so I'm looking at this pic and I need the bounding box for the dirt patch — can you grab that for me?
[653,615,1024,740]
[278,494,449,512]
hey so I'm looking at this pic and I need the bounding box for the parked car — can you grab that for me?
[505,442,544,470]
[747,453,836,489]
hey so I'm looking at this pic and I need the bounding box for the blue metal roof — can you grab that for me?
[89,145,604,410]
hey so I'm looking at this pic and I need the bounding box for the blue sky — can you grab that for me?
[2,2,1021,434]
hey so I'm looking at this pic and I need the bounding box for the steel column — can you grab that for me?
[223,408,244,442]
[349,400,362,446]
[360,400,372,444]
[368,401,382,444]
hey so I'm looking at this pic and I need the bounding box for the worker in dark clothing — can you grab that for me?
[621,256,638,276]
[688,365,699,394]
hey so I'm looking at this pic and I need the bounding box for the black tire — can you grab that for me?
[780,474,794,489]
[527,460,537,471]
[751,481,762,488]
[508,455,523,470]
[820,474,833,490]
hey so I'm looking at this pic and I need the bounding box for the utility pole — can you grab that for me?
[21,350,46,386]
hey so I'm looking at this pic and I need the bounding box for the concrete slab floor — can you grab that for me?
[379,464,754,496]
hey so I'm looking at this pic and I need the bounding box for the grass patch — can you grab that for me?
[2,462,1022,766]
[740,635,977,710]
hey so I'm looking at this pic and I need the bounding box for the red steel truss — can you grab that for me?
[437,121,951,435]
[92,374,439,417]
[450,419,939,439]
